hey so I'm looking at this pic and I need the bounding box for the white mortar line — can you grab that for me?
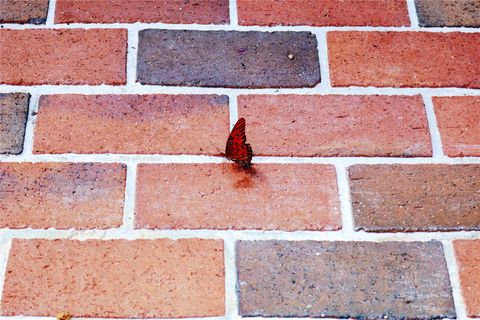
[223,236,239,319]
[314,30,331,89]
[442,241,468,320]
[228,0,238,27]
[406,0,420,28]
[121,163,137,230]
[228,94,238,128]
[422,93,446,158]
[20,94,39,157]
[334,163,354,234]
[44,0,56,26]
[126,28,139,86]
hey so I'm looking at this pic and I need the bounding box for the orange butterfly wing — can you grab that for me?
[225,117,253,167]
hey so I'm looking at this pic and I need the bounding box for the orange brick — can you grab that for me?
[1,239,225,318]
[136,164,340,231]
[328,32,480,88]
[0,163,126,229]
[433,96,480,157]
[238,95,431,157]
[237,0,409,26]
[0,29,126,85]
[454,240,480,317]
[34,94,229,154]
[55,0,229,24]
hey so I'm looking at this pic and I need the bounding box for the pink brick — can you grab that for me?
[454,240,480,317]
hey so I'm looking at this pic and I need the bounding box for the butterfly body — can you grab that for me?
[225,117,253,167]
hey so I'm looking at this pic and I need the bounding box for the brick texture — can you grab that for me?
[0,29,127,85]
[1,238,224,318]
[0,93,29,154]
[0,163,126,229]
[349,164,480,232]
[328,31,480,88]
[137,30,320,88]
[135,164,340,231]
[415,0,480,27]
[0,0,49,24]
[237,241,455,319]
[433,96,480,157]
[33,94,228,154]
[454,240,480,317]
[55,0,228,24]
[237,0,409,27]
[238,94,431,157]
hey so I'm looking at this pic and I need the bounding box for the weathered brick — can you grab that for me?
[33,94,228,154]
[237,0,409,26]
[328,31,480,88]
[2,238,224,317]
[415,0,480,27]
[136,164,340,231]
[454,240,480,317]
[137,30,320,88]
[0,29,126,85]
[237,241,455,319]
[0,0,49,24]
[0,93,29,154]
[55,0,228,24]
[0,163,125,229]
[349,164,480,232]
[433,96,480,157]
[238,94,431,157]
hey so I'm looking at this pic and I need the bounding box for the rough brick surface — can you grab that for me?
[137,30,320,88]
[238,95,431,157]
[454,240,480,317]
[433,96,480,157]
[237,0,409,27]
[415,0,480,27]
[0,0,49,24]
[0,29,127,85]
[349,164,480,232]
[34,94,228,154]
[328,31,480,88]
[55,0,228,24]
[0,163,126,229]
[1,239,224,317]
[237,241,455,319]
[0,93,29,154]
[136,164,340,231]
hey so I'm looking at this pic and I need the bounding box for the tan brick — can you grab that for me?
[454,240,480,317]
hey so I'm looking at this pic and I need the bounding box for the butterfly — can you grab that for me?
[225,117,253,167]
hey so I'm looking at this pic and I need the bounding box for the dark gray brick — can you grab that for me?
[415,0,480,27]
[0,0,49,24]
[0,93,29,154]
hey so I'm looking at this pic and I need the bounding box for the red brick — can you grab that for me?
[1,238,224,317]
[0,162,125,229]
[433,96,480,157]
[136,164,340,231]
[350,164,480,232]
[0,29,126,85]
[55,0,229,24]
[454,240,480,317]
[33,94,228,154]
[0,0,49,24]
[237,0,409,27]
[238,94,431,157]
[328,32,480,88]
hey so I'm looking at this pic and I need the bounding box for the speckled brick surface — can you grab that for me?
[0,0,49,24]
[0,93,29,154]
[454,240,480,317]
[415,0,480,27]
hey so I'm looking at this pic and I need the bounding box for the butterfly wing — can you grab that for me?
[225,117,253,167]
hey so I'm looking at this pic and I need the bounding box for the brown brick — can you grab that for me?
[0,0,49,24]
[137,30,320,88]
[136,164,340,231]
[33,94,228,154]
[238,95,431,157]
[0,29,126,85]
[433,96,480,157]
[454,240,480,317]
[0,163,125,229]
[0,93,29,154]
[328,31,480,88]
[415,0,480,27]
[237,240,455,319]
[2,238,224,317]
[237,0,409,26]
[55,0,228,24]
[349,164,480,232]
